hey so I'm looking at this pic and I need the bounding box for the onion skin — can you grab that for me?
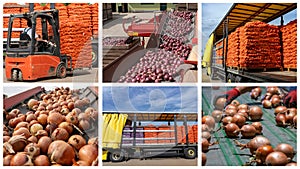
[78,145,98,165]
[48,140,75,166]
[13,127,31,139]
[51,128,69,141]
[265,151,289,166]
[10,152,33,166]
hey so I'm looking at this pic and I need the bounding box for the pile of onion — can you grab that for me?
[3,86,98,166]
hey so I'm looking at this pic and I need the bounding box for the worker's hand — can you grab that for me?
[214,88,241,108]
[283,89,297,108]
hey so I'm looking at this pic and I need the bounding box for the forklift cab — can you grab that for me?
[6,9,60,57]
[5,9,68,81]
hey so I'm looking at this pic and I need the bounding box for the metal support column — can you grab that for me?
[183,115,189,146]
[174,115,178,144]
[224,17,229,82]
[133,114,137,146]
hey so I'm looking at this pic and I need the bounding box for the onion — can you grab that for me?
[9,117,22,128]
[262,100,272,109]
[51,128,69,141]
[255,145,274,164]
[235,136,271,155]
[265,151,289,166]
[293,115,297,128]
[66,113,79,125]
[48,140,75,165]
[30,123,43,135]
[28,136,38,143]
[251,122,263,135]
[286,162,297,166]
[252,87,262,95]
[37,114,48,126]
[271,97,282,108]
[267,86,279,95]
[26,114,37,122]
[275,113,287,127]
[202,138,211,152]
[10,152,33,166]
[202,153,207,166]
[226,104,238,110]
[4,155,13,166]
[211,110,223,122]
[202,124,210,132]
[240,125,257,138]
[73,160,90,166]
[24,143,40,157]
[3,136,10,142]
[88,137,98,146]
[34,155,51,166]
[13,127,31,138]
[85,107,98,120]
[202,131,211,142]
[14,122,29,130]
[78,113,89,121]
[232,114,246,128]
[222,116,234,126]
[274,106,287,115]
[79,120,90,131]
[215,97,227,110]
[238,104,249,110]
[225,108,237,117]
[78,144,98,165]
[274,143,295,160]
[224,123,240,138]
[202,115,215,131]
[68,135,87,150]
[35,130,48,140]
[28,99,39,110]
[285,109,297,123]
[250,91,259,100]
[38,136,52,154]
[47,112,65,125]
[58,122,73,134]
[249,106,263,121]
[7,135,27,152]
[231,100,240,106]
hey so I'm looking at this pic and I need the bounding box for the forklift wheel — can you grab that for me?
[56,64,67,78]
[109,150,125,162]
[184,147,197,159]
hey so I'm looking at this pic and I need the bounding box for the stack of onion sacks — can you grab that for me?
[3,87,98,166]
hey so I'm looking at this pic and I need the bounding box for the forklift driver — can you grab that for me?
[22,20,53,52]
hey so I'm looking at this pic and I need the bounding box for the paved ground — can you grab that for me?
[103,157,198,166]
[3,68,98,83]
[202,68,222,83]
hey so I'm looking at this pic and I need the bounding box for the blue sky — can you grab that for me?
[103,86,198,112]
[202,3,297,52]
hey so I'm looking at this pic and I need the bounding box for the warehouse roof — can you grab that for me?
[213,3,297,41]
[103,112,198,121]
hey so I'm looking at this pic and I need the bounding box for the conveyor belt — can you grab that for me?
[202,87,297,166]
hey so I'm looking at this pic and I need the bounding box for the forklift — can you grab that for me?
[5,4,69,81]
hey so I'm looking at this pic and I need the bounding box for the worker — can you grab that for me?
[215,86,297,108]
[21,20,38,41]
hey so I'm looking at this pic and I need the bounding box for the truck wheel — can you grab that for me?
[91,44,98,68]
[184,147,196,159]
[18,71,23,81]
[56,64,67,78]
[109,150,124,162]
[12,70,18,81]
